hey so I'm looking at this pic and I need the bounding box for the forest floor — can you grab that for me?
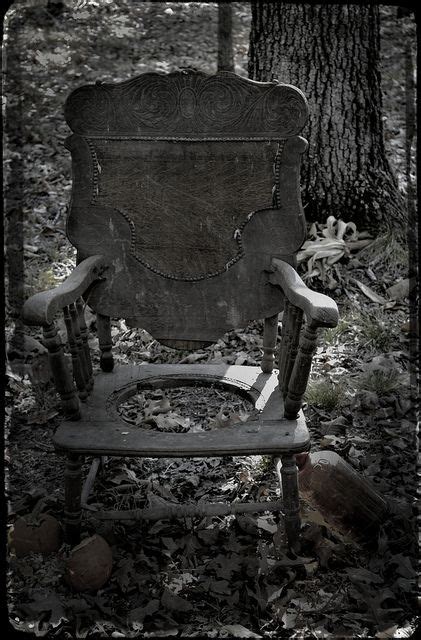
[4,2,418,638]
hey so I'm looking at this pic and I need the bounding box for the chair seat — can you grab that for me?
[53,364,310,457]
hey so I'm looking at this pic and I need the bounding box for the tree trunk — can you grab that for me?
[248,3,406,230]
[218,2,235,72]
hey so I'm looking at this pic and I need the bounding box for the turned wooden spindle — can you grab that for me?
[69,303,91,390]
[284,321,318,420]
[64,453,84,544]
[76,297,93,391]
[42,322,80,419]
[278,300,292,388]
[63,305,89,401]
[278,301,304,396]
[282,304,303,396]
[261,313,278,373]
[97,313,114,372]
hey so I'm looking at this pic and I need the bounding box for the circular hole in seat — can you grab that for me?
[116,381,257,433]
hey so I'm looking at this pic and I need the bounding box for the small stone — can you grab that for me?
[65,534,112,592]
[9,514,62,557]
[386,278,414,301]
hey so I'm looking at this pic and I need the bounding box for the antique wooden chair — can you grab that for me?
[23,70,338,550]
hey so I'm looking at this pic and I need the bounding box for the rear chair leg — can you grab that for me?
[97,314,114,372]
[275,454,301,550]
[64,453,83,545]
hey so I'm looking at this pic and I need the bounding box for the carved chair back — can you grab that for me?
[64,71,309,347]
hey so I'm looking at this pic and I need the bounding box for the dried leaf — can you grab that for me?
[144,396,171,417]
[345,567,384,584]
[161,587,193,612]
[222,624,262,638]
[179,352,206,364]
[257,516,278,534]
[128,599,160,623]
[21,592,67,628]
[352,279,387,304]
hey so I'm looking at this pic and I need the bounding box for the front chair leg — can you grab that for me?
[276,454,301,551]
[64,453,84,545]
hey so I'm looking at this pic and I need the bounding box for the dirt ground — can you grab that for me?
[4,2,418,638]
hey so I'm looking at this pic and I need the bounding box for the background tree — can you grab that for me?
[217,2,234,72]
[248,3,406,230]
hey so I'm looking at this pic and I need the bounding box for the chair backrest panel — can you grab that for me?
[77,138,279,280]
[64,71,309,344]
[65,70,308,139]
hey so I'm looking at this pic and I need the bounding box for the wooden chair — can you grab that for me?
[23,70,338,550]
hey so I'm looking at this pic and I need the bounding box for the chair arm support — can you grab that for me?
[23,255,107,326]
[269,258,339,328]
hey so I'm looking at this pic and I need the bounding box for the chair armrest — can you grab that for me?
[269,258,338,328]
[23,255,107,326]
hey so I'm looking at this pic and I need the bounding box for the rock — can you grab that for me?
[386,278,414,301]
[319,416,348,435]
[7,335,51,385]
[65,535,112,592]
[9,514,62,557]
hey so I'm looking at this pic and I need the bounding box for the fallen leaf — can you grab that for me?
[179,352,206,364]
[161,587,193,612]
[345,567,384,584]
[351,279,387,304]
[281,611,298,629]
[128,599,160,622]
[222,624,262,638]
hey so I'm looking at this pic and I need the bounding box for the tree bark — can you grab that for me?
[218,2,235,72]
[248,3,406,230]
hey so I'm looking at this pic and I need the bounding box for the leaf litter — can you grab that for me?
[4,1,418,638]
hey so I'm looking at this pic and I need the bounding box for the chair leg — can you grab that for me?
[277,454,301,551]
[64,453,83,545]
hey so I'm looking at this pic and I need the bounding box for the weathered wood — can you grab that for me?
[22,71,340,552]
[64,453,83,544]
[97,313,114,372]
[269,258,339,327]
[275,455,301,550]
[63,305,88,401]
[23,255,107,326]
[278,300,292,391]
[65,70,308,138]
[73,203,303,342]
[53,364,310,456]
[42,322,80,419]
[159,339,213,351]
[281,304,303,396]
[83,139,278,280]
[54,415,309,457]
[284,322,319,420]
[76,297,93,390]
[69,303,91,392]
[64,70,309,343]
[91,500,286,521]
[261,314,278,373]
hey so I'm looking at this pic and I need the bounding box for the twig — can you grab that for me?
[81,457,101,511]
